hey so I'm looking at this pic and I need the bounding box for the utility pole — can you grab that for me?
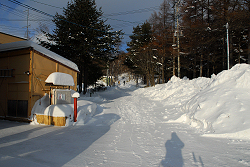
[26,9,30,40]
[226,23,230,70]
[175,0,181,77]
[173,4,176,77]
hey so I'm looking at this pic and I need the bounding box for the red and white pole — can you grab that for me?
[72,92,80,122]
[74,98,77,122]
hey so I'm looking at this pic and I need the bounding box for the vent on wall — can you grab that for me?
[0,69,14,77]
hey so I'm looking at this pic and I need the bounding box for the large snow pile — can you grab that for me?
[138,64,250,139]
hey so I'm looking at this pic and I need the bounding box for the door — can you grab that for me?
[7,100,28,118]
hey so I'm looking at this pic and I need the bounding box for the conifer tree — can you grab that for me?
[39,0,122,93]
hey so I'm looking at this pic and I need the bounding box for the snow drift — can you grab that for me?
[138,64,250,139]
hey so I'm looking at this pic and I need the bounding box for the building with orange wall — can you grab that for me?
[0,33,79,119]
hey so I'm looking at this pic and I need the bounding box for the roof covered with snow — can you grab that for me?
[45,72,75,86]
[0,40,79,72]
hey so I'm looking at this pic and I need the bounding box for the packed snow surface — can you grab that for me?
[45,72,75,86]
[1,64,250,166]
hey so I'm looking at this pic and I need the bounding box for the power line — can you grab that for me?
[103,6,160,17]
[29,0,157,25]
[28,0,159,17]
[6,0,161,37]
[8,0,55,18]
[29,0,64,9]
[0,24,35,37]
[0,3,53,24]
[0,18,52,21]
[7,0,127,35]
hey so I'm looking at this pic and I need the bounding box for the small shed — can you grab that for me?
[0,40,79,120]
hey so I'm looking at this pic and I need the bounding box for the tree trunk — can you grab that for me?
[248,28,250,64]
[173,32,176,76]
[230,34,233,68]
[78,65,83,93]
[193,55,196,78]
[200,54,203,77]
[162,56,165,83]
[83,63,88,94]
[146,73,150,87]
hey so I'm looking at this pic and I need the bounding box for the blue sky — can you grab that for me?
[0,0,164,51]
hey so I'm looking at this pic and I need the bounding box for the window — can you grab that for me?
[0,69,14,77]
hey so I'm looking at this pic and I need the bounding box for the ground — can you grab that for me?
[1,77,250,166]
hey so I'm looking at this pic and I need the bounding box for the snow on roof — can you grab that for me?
[0,40,79,72]
[45,72,75,86]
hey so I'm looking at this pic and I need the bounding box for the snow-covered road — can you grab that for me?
[1,82,250,166]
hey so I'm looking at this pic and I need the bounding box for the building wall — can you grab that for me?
[0,48,78,118]
[0,32,25,44]
[0,49,30,117]
[29,50,78,117]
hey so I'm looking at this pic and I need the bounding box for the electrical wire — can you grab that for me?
[5,0,160,37]
[0,3,55,38]
[8,0,55,18]
[7,0,126,36]
[27,0,157,25]
[29,0,64,10]
[0,3,54,24]
[0,18,52,21]
[28,0,159,17]
[103,6,160,17]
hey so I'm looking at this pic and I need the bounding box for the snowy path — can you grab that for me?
[1,83,250,166]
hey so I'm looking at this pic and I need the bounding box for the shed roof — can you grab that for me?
[0,40,79,72]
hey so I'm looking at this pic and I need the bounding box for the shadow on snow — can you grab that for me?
[0,113,120,167]
[161,132,184,167]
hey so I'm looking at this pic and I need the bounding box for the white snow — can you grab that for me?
[30,90,98,126]
[45,72,75,86]
[0,40,79,72]
[72,92,80,98]
[1,64,250,166]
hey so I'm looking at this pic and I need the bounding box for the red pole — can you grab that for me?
[74,98,77,122]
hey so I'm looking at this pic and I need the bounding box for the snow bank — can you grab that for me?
[139,64,250,139]
[177,64,250,137]
[140,76,210,104]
